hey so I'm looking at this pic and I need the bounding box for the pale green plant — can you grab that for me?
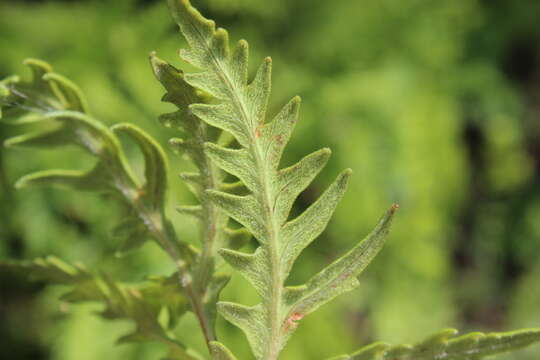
[1,1,540,359]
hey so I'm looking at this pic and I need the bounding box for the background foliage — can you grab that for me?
[1,0,540,359]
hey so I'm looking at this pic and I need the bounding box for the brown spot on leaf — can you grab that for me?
[283,312,304,332]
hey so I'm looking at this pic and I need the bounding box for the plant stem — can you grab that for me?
[121,177,218,353]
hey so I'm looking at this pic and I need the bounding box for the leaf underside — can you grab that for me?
[2,3,540,360]
[166,0,397,358]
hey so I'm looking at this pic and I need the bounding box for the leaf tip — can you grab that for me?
[148,51,160,66]
[22,58,52,71]
[238,39,249,49]
[331,168,352,191]
[3,137,15,148]
[14,177,28,189]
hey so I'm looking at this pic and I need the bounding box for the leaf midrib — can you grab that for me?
[185,17,284,360]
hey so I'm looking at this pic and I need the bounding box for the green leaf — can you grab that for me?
[260,96,301,169]
[330,328,540,360]
[209,341,238,360]
[224,227,252,250]
[283,204,398,317]
[1,59,197,260]
[217,302,266,359]
[179,171,204,198]
[190,103,250,147]
[1,60,215,356]
[14,166,112,192]
[1,59,63,121]
[274,148,331,223]
[167,1,398,357]
[150,53,208,137]
[204,143,258,193]
[112,123,168,210]
[218,247,268,298]
[153,37,247,346]
[206,190,266,242]
[280,168,351,276]
[176,205,204,220]
[6,110,124,159]
[1,257,200,360]
[42,72,89,112]
[111,217,149,256]
[3,124,72,148]
[24,58,53,86]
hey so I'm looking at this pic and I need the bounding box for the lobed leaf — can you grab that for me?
[206,190,266,242]
[42,72,88,112]
[14,166,112,192]
[274,148,331,224]
[329,328,540,360]
[204,143,258,192]
[111,216,149,255]
[279,168,351,276]
[217,302,266,359]
[0,257,200,359]
[112,123,168,211]
[261,96,301,169]
[218,247,269,298]
[1,59,190,260]
[283,204,398,317]
[166,1,398,357]
[153,33,251,345]
[190,103,249,147]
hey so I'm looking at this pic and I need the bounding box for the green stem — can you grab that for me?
[126,186,217,350]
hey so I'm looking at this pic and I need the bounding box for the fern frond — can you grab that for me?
[328,328,540,360]
[150,52,251,343]
[0,257,203,360]
[0,59,189,260]
[1,58,220,355]
[166,1,397,358]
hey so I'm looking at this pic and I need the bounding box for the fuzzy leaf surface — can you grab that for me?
[209,342,239,360]
[167,1,397,358]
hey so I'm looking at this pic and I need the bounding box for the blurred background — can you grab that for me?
[1,0,540,359]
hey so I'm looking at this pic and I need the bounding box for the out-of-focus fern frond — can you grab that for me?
[0,59,190,259]
[0,257,203,360]
[328,328,540,360]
